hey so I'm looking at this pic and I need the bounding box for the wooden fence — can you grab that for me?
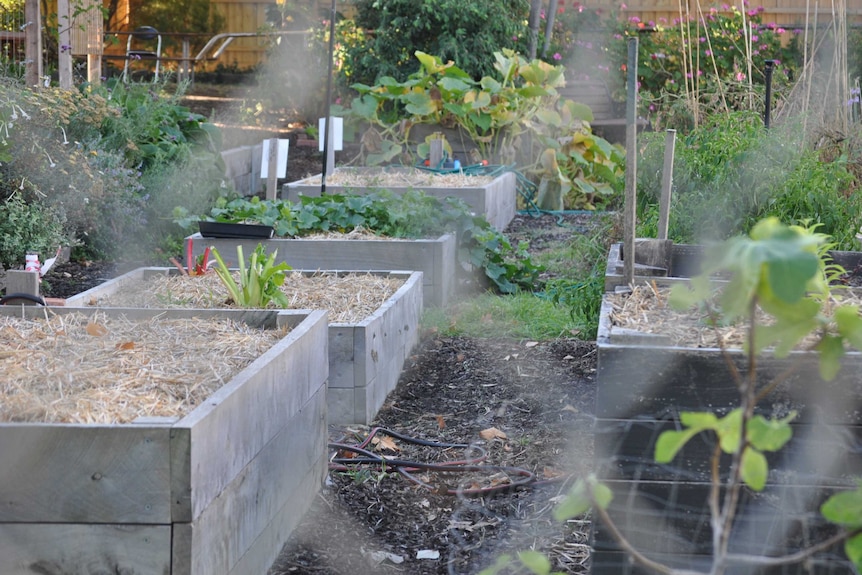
[4,0,861,84]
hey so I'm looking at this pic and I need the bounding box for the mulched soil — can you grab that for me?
[7,82,602,574]
[29,211,601,575]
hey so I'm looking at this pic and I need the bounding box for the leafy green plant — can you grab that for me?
[334,50,564,166]
[0,193,72,270]
[636,111,862,249]
[210,244,291,308]
[339,0,526,86]
[555,217,862,572]
[178,191,544,294]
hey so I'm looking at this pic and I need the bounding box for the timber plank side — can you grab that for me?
[595,418,862,486]
[227,461,323,575]
[173,309,329,520]
[172,388,326,575]
[285,170,517,231]
[591,550,851,575]
[186,233,456,307]
[0,524,171,575]
[0,424,171,523]
[592,480,846,557]
[596,343,862,423]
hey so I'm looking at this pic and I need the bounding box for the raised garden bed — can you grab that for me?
[592,248,862,573]
[284,167,518,232]
[66,267,423,425]
[0,305,329,575]
[184,232,456,307]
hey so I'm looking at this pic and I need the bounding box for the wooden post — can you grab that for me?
[180,37,191,83]
[657,129,676,240]
[429,138,444,168]
[57,0,73,89]
[266,138,279,201]
[623,37,639,287]
[5,271,41,303]
[24,0,42,87]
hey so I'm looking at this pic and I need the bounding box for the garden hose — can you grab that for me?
[328,426,536,496]
[0,293,46,306]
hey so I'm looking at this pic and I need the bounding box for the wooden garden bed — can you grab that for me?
[0,306,329,575]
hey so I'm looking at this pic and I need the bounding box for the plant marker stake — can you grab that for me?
[657,129,676,241]
[763,59,776,129]
[623,36,639,287]
[320,0,337,194]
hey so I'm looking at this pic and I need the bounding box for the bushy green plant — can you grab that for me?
[635,110,861,248]
[0,193,72,270]
[339,0,526,86]
[0,77,230,261]
[178,190,544,294]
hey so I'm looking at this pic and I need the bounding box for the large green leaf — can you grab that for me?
[747,413,794,452]
[822,485,862,527]
[740,447,768,491]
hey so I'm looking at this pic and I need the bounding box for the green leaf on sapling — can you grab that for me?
[518,550,552,575]
[845,533,862,570]
[740,447,768,491]
[835,305,862,351]
[746,413,795,452]
[822,484,862,527]
[553,479,592,520]
[816,334,846,381]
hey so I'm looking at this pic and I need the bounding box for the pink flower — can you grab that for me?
[553,53,562,61]
[751,34,759,41]
[620,3,627,10]
[736,72,746,81]
[629,16,641,23]
[776,27,786,33]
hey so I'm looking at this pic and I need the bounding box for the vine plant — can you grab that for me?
[554,218,862,573]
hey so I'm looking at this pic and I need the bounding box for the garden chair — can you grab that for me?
[122,26,162,82]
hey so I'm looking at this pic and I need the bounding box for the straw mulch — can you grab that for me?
[607,282,862,349]
[301,167,494,188]
[85,271,405,324]
[0,310,286,424]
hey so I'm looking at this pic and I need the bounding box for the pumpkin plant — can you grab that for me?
[554,218,862,572]
[210,244,291,308]
[333,49,563,166]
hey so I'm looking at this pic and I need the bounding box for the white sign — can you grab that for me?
[260,139,290,178]
[318,117,343,152]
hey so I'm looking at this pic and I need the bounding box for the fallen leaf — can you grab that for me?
[563,355,575,360]
[435,414,446,429]
[561,404,579,413]
[456,353,465,362]
[525,341,539,348]
[371,435,400,452]
[85,322,108,336]
[115,341,135,350]
[479,427,507,440]
[543,466,564,479]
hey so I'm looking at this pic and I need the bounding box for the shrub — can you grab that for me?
[635,110,861,249]
[0,193,71,270]
[339,0,526,86]
[0,78,230,261]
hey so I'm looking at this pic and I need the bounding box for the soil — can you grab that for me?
[30,212,600,575]
[8,83,601,574]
